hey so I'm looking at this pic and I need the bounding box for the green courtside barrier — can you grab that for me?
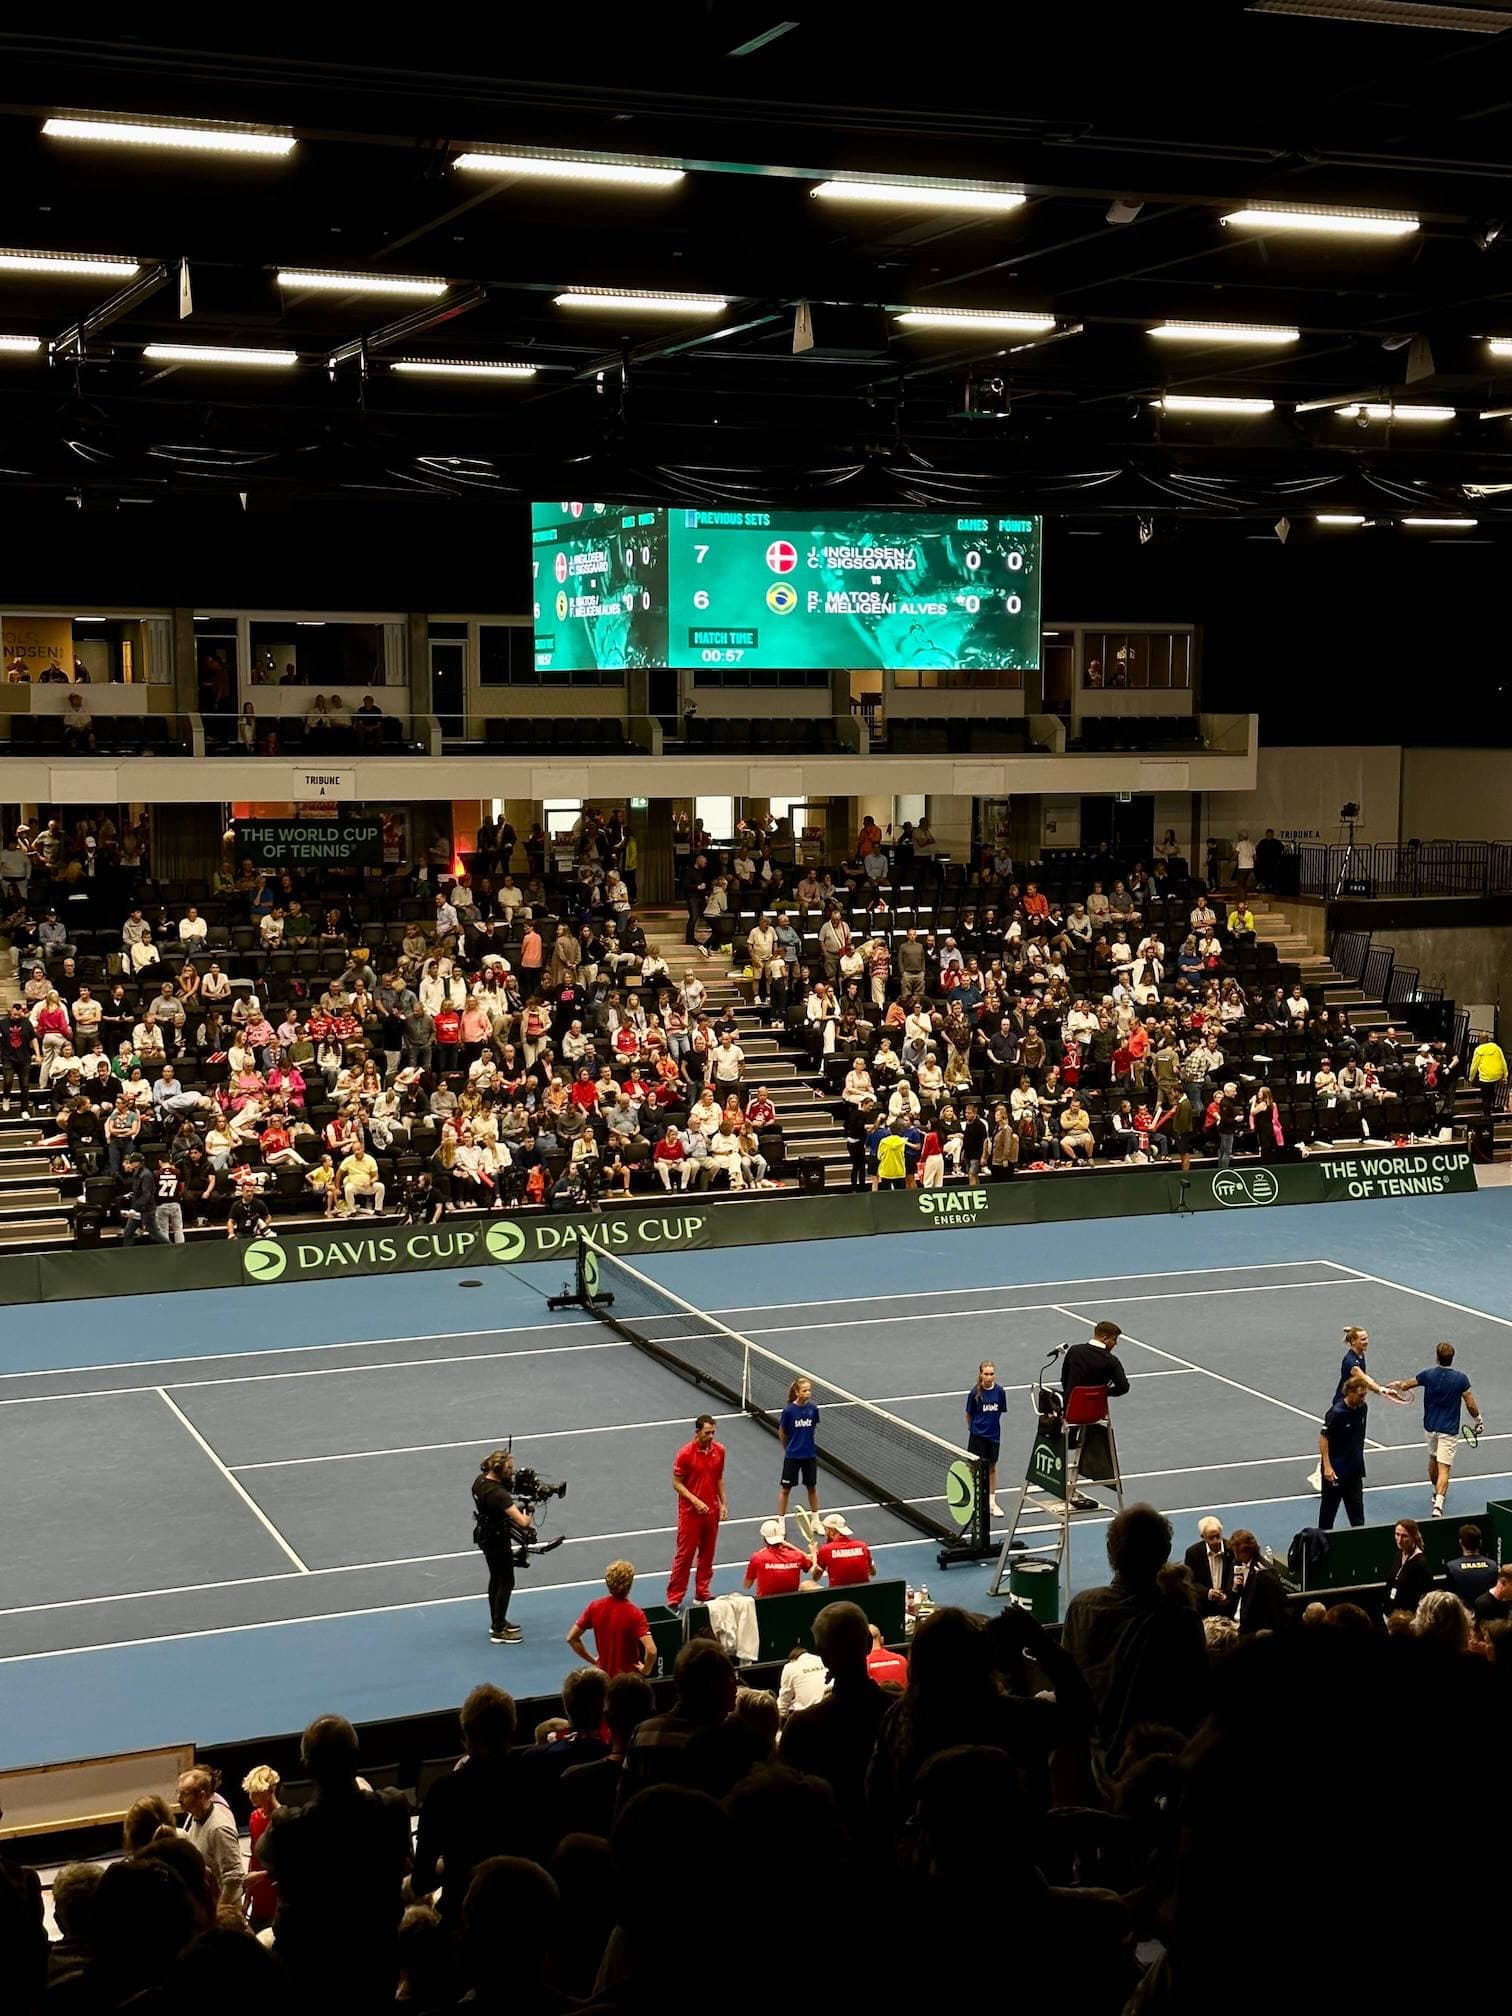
[685,1577,907,1665]
[640,1604,686,1682]
[0,1142,1475,1307]
[1300,1499,1505,1593]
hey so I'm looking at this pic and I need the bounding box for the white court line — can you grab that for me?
[226,1370,1194,1473]
[707,1258,1334,1315]
[0,1338,631,1409]
[1050,1304,1389,1449]
[155,1389,309,1574]
[17,1471,1512,1668]
[0,1489,912,1629]
[0,1319,596,1387]
[231,1409,749,1471]
[738,1280,1353,1339]
[0,1262,1333,1393]
[1014,1468,1512,1542]
[1321,1262,1512,1333]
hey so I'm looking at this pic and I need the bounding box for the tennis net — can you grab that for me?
[574,1243,987,1548]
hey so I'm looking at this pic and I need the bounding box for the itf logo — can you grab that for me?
[1210,1168,1281,1208]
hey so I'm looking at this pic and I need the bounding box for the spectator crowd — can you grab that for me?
[5,1502,1510,2015]
[0,808,1463,1244]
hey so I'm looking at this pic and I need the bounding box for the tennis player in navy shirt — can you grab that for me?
[778,1376,821,1518]
[965,1360,1007,1517]
[1318,1372,1371,1529]
[1389,1341,1481,1518]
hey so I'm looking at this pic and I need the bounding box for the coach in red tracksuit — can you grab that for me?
[667,1413,728,1610]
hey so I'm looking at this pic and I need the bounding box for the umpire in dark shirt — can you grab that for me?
[1318,1373,1370,1529]
[473,1449,535,1645]
[1061,1321,1130,1510]
[1062,1321,1131,1403]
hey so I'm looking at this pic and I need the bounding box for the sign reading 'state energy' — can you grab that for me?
[530,501,1042,674]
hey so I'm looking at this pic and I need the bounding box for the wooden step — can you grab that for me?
[0,1216,72,1245]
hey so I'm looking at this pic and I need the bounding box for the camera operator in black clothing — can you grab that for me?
[1061,1321,1131,1510]
[473,1450,536,1646]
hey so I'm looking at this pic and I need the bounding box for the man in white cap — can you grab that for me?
[809,1513,875,1589]
[743,1516,815,1598]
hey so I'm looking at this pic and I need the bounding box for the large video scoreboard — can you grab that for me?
[531,502,1042,675]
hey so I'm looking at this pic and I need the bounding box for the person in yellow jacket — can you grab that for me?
[1468,1033,1508,1121]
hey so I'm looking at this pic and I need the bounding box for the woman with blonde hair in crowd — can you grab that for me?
[240,1764,281,1930]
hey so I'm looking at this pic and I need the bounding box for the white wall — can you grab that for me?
[1206,744,1402,848]
[1401,748,1512,843]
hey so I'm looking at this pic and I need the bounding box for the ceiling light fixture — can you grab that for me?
[813,177,1026,212]
[1334,403,1455,420]
[0,334,42,352]
[454,149,682,187]
[1478,404,1512,419]
[553,287,727,314]
[1315,513,1366,524]
[1148,320,1300,344]
[0,248,140,277]
[1400,516,1477,527]
[1159,394,1275,414]
[142,343,299,367]
[1221,203,1419,237]
[277,269,449,298]
[895,307,1056,332]
[42,113,295,156]
[390,358,537,377]
[1486,337,1512,355]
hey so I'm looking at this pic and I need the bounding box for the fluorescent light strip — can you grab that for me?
[1400,517,1477,527]
[0,334,42,353]
[454,150,682,188]
[813,178,1025,212]
[0,249,139,277]
[142,343,298,368]
[1160,394,1275,414]
[1315,513,1365,525]
[1149,320,1300,344]
[1487,338,1512,356]
[277,269,448,299]
[1221,205,1418,237]
[1335,403,1455,421]
[1479,405,1512,420]
[895,308,1056,333]
[554,288,727,314]
[43,115,294,157]
[390,358,536,378]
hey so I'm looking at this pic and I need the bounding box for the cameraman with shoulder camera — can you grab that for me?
[473,1448,537,1646]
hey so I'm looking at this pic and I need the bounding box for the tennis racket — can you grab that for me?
[793,1505,820,1550]
[1462,1419,1485,1447]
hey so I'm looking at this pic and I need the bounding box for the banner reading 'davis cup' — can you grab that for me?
[11,1142,1477,1304]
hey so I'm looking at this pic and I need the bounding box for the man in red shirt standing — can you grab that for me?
[811,1513,875,1588]
[667,1414,728,1612]
[567,1559,656,1677]
[744,1518,813,1598]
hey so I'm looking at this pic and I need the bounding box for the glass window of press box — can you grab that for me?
[3,613,173,684]
[1082,630,1193,690]
[891,660,1024,690]
[480,622,622,686]
[245,620,403,687]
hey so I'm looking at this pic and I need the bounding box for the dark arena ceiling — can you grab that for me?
[10,6,1512,532]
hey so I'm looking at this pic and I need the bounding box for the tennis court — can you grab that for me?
[1,1185,1509,1769]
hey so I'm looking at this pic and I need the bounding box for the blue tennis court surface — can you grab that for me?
[1,1186,1509,1769]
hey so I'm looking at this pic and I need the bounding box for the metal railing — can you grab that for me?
[1301,840,1512,899]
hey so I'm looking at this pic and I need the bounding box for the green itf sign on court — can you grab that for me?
[1026,1431,1067,1495]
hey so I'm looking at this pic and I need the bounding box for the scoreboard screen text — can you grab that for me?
[530,502,1042,674]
